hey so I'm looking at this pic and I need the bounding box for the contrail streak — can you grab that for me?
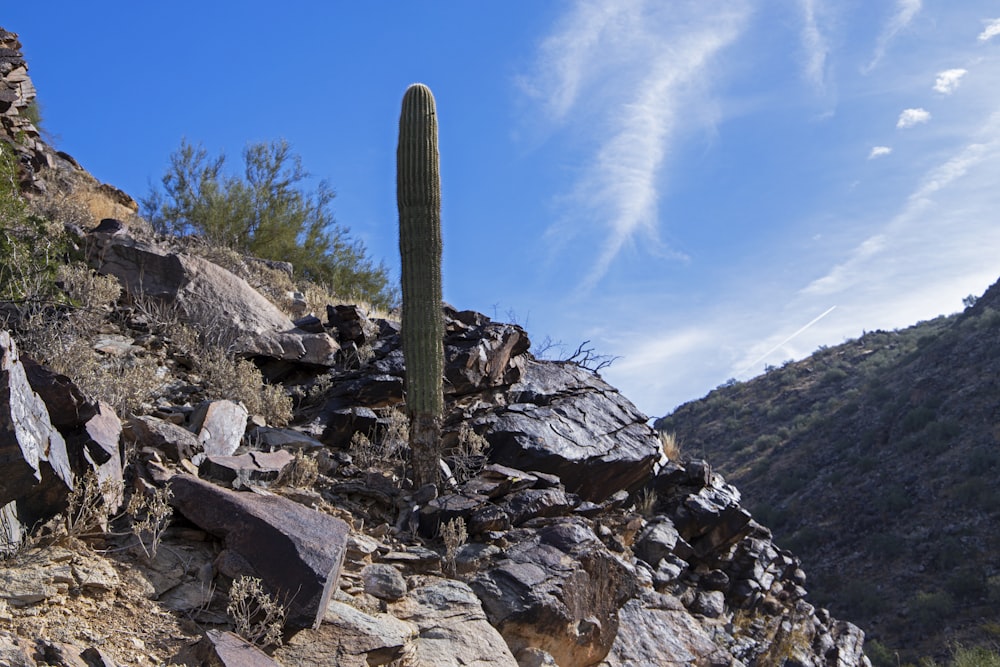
[738,305,838,376]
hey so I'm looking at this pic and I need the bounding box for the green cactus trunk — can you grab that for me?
[397,83,444,489]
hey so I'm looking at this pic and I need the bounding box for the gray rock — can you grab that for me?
[633,517,683,567]
[168,474,349,629]
[189,400,248,456]
[128,415,200,462]
[273,599,414,666]
[598,592,733,666]
[0,331,73,522]
[199,450,294,486]
[389,578,518,667]
[470,518,636,666]
[362,563,408,601]
[176,630,280,667]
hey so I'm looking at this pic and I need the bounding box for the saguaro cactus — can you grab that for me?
[397,83,444,489]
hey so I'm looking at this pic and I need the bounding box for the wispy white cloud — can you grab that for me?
[524,0,751,291]
[933,68,967,94]
[897,107,931,128]
[798,0,830,91]
[979,18,1000,42]
[864,0,922,73]
[868,146,893,159]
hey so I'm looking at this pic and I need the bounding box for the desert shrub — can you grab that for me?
[440,517,468,576]
[951,646,1000,667]
[910,590,955,629]
[126,485,173,560]
[945,567,984,601]
[866,639,898,667]
[196,347,292,427]
[227,576,286,648]
[142,138,396,310]
[274,451,319,489]
[447,423,489,483]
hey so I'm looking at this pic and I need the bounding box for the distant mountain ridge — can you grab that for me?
[656,276,1000,664]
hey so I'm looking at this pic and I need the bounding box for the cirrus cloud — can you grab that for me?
[868,146,893,159]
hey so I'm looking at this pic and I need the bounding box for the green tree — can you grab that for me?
[142,138,395,310]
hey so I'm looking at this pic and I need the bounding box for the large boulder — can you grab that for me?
[167,474,349,629]
[86,232,339,366]
[274,600,415,667]
[0,331,72,510]
[469,518,636,666]
[598,591,733,666]
[389,578,519,667]
[472,360,660,502]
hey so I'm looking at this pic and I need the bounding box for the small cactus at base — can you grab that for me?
[396,83,444,489]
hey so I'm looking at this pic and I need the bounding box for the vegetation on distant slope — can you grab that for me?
[657,280,1000,665]
[142,138,396,310]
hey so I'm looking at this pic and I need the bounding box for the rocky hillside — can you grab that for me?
[657,279,1000,664]
[0,27,871,666]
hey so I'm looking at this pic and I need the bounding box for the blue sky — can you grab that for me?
[5,2,1000,419]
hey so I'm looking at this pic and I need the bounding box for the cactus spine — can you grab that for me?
[397,83,444,489]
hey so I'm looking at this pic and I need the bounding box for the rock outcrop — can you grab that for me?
[0,25,871,666]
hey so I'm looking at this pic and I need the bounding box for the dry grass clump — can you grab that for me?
[658,430,681,461]
[448,422,489,483]
[441,517,468,576]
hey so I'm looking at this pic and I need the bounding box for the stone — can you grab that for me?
[470,518,636,666]
[598,592,733,666]
[177,630,280,667]
[189,400,248,456]
[500,487,580,526]
[199,450,294,486]
[79,647,120,667]
[690,590,726,618]
[168,474,350,629]
[0,331,73,519]
[389,578,518,667]
[86,234,339,366]
[672,484,753,558]
[633,517,683,567]
[21,358,97,429]
[127,415,200,462]
[246,426,324,451]
[273,599,414,666]
[362,563,408,601]
[472,360,660,502]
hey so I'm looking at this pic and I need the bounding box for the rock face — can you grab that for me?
[471,361,660,502]
[470,519,635,666]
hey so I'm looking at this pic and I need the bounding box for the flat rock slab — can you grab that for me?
[189,400,248,457]
[199,450,293,485]
[168,474,349,629]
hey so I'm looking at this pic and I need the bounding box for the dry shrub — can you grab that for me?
[441,517,468,576]
[635,488,659,517]
[274,451,319,489]
[197,347,292,427]
[26,189,94,229]
[63,468,123,538]
[126,485,173,560]
[16,314,163,418]
[349,408,409,471]
[227,576,286,648]
[448,423,489,483]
